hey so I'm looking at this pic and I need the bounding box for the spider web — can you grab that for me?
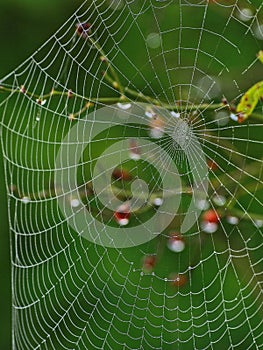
[0,0,263,349]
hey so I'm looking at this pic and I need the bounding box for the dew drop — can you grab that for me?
[230,113,238,122]
[36,99,46,106]
[70,198,80,208]
[226,216,239,225]
[21,196,30,204]
[171,111,180,118]
[195,199,210,210]
[255,220,263,228]
[236,7,254,22]
[145,110,154,118]
[117,102,132,110]
[146,33,162,49]
[129,139,141,160]
[201,221,218,234]
[212,194,226,206]
[253,24,263,40]
[153,197,163,206]
[130,153,140,161]
[167,234,185,253]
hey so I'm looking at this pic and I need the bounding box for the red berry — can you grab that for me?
[207,160,218,171]
[114,203,131,226]
[143,256,156,272]
[202,210,220,224]
[112,168,132,181]
[170,273,187,287]
[114,211,130,221]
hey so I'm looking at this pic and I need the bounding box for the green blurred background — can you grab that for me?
[0,2,83,349]
[0,1,262,349]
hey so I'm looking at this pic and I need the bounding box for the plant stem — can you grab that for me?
[0,85,231,113]
[110,186,193,202]
[88,36,124,95]
[0,85,262,122]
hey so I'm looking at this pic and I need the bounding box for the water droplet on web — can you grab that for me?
[236,7,254,22]
[146,33,162,49]
[70,198,80,208]
[171,111,180,118]
[145,110,155,118]
[129,139,141,160]
[195,199,209,210]
[201,221,218,234]
[253,24,263,40]
[153,197,163,206]
[167,233,185,253]
[117,102,132,110]
[129,152,140,160]
[215,111,229,126]
[226,216,239,225]
[212,194,226,206]
[21,196,30,204]
[36,99,46,106]
[230,113,238,122]
[255,220,263,228]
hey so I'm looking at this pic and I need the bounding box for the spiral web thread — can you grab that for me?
[0,0,263,349]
